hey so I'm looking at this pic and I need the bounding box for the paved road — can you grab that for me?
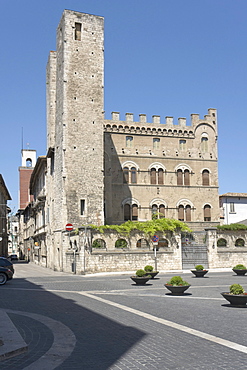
[0,262,247,369]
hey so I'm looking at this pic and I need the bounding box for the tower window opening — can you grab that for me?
[75,23,82,41]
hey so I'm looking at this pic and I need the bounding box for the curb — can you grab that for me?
[0,310,28,361]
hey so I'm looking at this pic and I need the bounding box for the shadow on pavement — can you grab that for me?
[0,275,146,369]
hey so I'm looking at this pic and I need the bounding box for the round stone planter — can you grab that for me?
[191,270,208,278]
[130,276,150,285]
[232,269,247,276]
[164,284,190,295]
[145,271,159,279]
[221,292,247,307]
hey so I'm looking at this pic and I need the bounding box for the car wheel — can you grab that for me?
[0,273,7,285]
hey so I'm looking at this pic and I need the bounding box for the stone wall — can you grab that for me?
[206,228,247,268]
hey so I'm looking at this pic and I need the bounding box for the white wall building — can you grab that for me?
[219,193,247,224]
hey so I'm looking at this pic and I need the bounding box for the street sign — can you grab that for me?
[66,223,73,231]
[152,235,159,243]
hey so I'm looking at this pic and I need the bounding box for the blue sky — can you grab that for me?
[1,0,246,212]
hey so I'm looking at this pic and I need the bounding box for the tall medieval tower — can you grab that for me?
[46,10,104,235]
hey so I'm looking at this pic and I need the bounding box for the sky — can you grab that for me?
[0,0,246,212]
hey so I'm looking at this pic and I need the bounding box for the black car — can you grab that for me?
[0,266,13,285]
[9,254,18,261]
[0,257,14,274]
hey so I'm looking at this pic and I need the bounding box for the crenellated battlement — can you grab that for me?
[107,108,217,128]
[104,108,217,136]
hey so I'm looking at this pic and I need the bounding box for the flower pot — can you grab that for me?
[145,271,159,279]
[131,276,150,285]
[165,284,190,295]
[221,292,247,307]
[232,269,247,276]
[191,270,208,277]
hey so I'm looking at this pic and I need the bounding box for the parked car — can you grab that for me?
[0,257,14,274]
[0,266,13,285]
[9,254,18,261]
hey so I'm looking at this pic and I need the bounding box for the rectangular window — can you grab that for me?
[179,139,186,151]
[80,199,85,215]
[75,22,82,41]
[126,136,133,148]
[153,138,160,149]
[230,202,235,213]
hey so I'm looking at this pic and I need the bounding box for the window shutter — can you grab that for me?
[150,168,156,184]
[123,167,129,183]
[124,204,130,221]
[158,168,164,185]
[184,170,190,186]
[202,170,209,186]
[131,167,137,184]
[178,205,184,221]
[185,205,191,221]
[159,205,165,218]
[204,205,211,221]
[177,170,183,185]
[132,204,138,220]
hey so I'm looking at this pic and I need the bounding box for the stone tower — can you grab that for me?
[46,10,104,232]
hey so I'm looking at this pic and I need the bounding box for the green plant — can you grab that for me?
[166,276,189,286]
[135,269,147,277]
[144,265,154,272]
[217,223,247,231]
[229,284,245,295]
[115,239,127,248]
[233,264,246,270]
[88,218,191,237]
[195,265,204,271]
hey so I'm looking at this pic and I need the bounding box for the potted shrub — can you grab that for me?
[191,264,208,278]
[144,265,159,279]
[165,276,190,295]
[131,269,151,285]
[221,284,247,307]
[232,264,247,276]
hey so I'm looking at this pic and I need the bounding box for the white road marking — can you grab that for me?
[5,309,76,370]
[79,291,247,355]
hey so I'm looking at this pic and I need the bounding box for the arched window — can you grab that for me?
[152,204,165,219]
[185,205,191,221]
[235,238,245,247]
[123,167,129,183]
[115,239,128,248]
[217,238,227,247]
[124,203,138,221]
[202,170,210,186]
[201,137,208,152]
[123,165,137,184]
[152,204,158,215]
[150,168,156,184]
[184,169,190,186]
[158,238,169,248]
[158,168,164,185]
[204,204,211,221]
[177,169,183,186]
[159,205,165,218]
[132,204,138,221]
[131,167,137,184]
[178,205,184,221]
[92,239,106,249]
[136,239,149,248]
[26,158,32,167]
[124,204,131,221]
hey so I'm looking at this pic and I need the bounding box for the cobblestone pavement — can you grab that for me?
[0,262,247,369]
